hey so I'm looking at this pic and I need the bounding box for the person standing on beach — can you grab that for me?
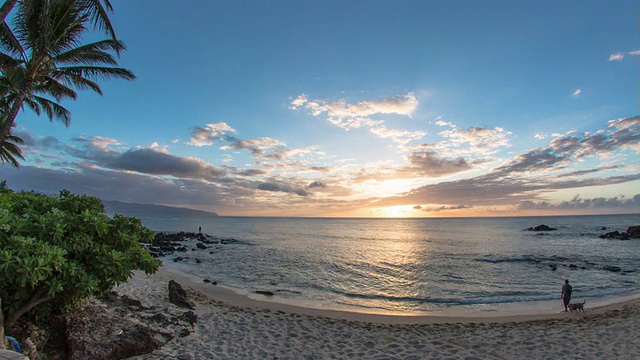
[198,226,202,234]
[561,279,572,311]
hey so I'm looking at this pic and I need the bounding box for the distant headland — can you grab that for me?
[102,200,219,217]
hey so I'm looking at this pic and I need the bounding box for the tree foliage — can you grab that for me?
[0,189,160,330]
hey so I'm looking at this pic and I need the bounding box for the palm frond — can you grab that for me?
[0,20,23,58]
[34,76,78,100]
[23,97,42,116]
[47,71,101,95]
[51,40,123,66]
[56,66,136,82]
[0,52,22,69]
[31,95,71,126]
[0,130,25,168]
[80,0,117,44]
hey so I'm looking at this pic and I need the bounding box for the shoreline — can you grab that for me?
[145,265,640,324]
[118,265,640,359]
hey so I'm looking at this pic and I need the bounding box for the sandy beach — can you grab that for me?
[117,267,640,359]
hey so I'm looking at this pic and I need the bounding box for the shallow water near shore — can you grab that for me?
[131,214,639,314]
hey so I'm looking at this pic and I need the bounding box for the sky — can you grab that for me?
[1,0,639,217]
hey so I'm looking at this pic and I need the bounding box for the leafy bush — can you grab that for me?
[0,189,161,330]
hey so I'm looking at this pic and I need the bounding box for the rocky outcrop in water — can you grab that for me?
[626,226,640,238]
[598,231,630,240]
[527,224,557,231]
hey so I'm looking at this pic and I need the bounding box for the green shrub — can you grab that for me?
[0,189,161,330]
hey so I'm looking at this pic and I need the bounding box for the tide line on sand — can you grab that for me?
[119,267,640,359]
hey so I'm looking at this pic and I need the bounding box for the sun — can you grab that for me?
[379,205,414,218]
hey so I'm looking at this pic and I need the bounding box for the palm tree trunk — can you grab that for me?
[0,0,19,23]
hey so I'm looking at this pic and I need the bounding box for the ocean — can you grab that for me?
[133,214,639,314]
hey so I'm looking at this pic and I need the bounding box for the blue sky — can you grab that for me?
[1,0,639,217]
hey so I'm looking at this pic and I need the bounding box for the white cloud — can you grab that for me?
[290,92,418,130]
[608,53,624,61]
[290,92,423,143]
[628,50,640,56]
[289,94,308,109]
[435,120,455,127]
[76,136,121,150]
[534,133,546,140]
[438,126,512,154]
[572,89,582,97]
[369,126,426,144]
[220,137,285,154]
[187,122,237,146]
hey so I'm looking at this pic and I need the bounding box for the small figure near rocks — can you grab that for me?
[198,226,202,234]
[527,224,557,231]
[168,280,195,309]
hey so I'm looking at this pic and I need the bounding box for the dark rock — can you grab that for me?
[172,256,184,262]
[148,313,171,327]
[121,295,143,308]
[549,264,557,271]
[65,300,166,360]
[211,281,217,285]
[176,246,188,252]
[600,227,607,230]
[255,290,275,296]
[603,265,622,272]
[177,311,198,326]
[168,280,195,309]
[527,224,557,231]
[209,251,214,254]
[195,258,201,263]
[599,231,630,240]
[569,264,578,269]
[12,321,51,360]
[204,279,211,283]
[179,328,191,337]
[196,242,207,249]
[626,226,640,238]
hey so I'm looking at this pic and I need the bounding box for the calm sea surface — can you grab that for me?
[132,214,639,313]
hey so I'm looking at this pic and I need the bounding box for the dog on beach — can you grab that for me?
[567,300,586,312]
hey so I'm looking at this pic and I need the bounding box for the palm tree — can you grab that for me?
[0,0,134,160]
[1,0,117,42]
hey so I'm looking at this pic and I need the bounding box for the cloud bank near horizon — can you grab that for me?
[4,95,639,216]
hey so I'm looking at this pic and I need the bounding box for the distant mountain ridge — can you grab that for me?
[102,200,219,217]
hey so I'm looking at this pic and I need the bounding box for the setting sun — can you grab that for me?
[379,206,415,218]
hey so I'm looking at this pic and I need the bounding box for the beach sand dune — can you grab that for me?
[120,269,640,360]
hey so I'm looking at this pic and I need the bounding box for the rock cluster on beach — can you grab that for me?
[10,282,199,360]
